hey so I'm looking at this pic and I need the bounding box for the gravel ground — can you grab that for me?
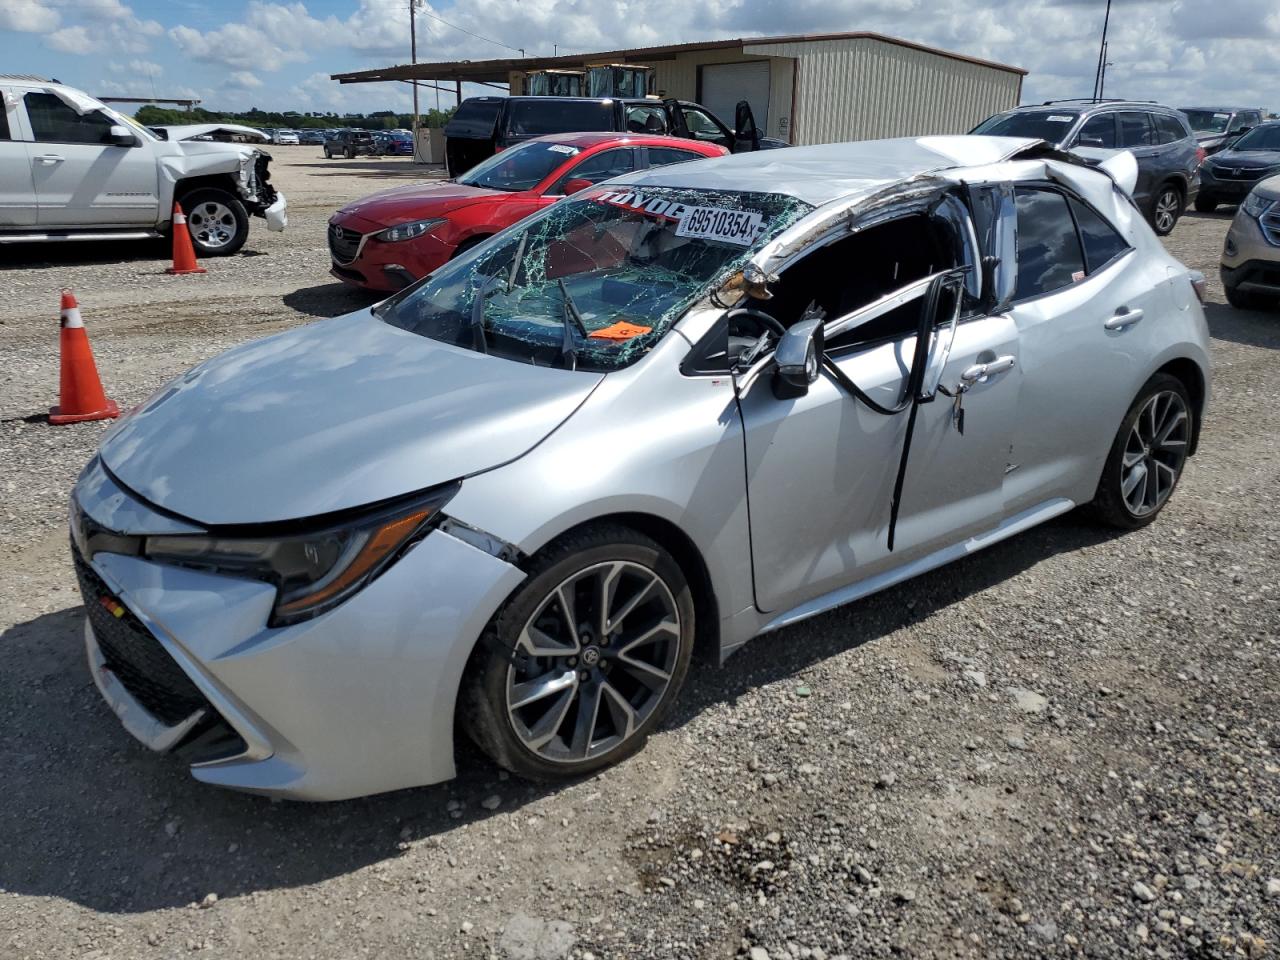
[1,158,1277,960]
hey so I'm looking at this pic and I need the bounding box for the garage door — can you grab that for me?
[700,61,770,133]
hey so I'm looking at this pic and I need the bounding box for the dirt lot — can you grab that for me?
[1,154,1277,960]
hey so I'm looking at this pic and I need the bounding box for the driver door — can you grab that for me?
[22,92,158,227]
[736,208,1021,615]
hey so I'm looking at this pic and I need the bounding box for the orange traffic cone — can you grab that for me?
[166,202,207,275]
[49,290,120,425]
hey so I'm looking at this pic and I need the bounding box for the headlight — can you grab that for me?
[375,218,446,243]
[1242,191,1275,219]
[143,483,459,626]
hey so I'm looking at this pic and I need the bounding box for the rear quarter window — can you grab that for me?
[647,146,708,167]
[505,100,614,137]
[1013,187,1086,301]
[445,99,502,139]
[1069,198,1130,273]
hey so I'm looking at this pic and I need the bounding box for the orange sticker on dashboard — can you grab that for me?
[588,321,653,341]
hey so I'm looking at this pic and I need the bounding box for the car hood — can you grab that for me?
[156,123,270,143]
[334,181,504,226]
[1210,150,1280,169]
[99,310,602,526]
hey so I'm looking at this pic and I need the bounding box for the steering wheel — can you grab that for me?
[724,307,787,338]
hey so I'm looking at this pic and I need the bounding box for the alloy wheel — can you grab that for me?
[1154,189,1180,233]
[1120,390,1189,517]
[187,201,237,250]
[505,560,682,764]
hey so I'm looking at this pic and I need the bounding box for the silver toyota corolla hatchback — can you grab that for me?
[71,136,1210,800]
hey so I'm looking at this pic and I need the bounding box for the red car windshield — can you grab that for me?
[456,140,583,192]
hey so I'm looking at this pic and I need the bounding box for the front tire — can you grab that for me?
[1089,373,1193,529]
[461,525,695,782]
[1149,183,1183,236]
[178,188,249,257]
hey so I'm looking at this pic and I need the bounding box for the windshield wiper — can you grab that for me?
[470,275,502,354]
[557,278,590,370]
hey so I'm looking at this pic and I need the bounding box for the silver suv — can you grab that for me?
[0,75,286,256]
[1222,171,1280,310]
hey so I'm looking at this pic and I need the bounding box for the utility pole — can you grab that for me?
[410,0,421,162]
[1099,42,1113,100]
[1092,0,1112,101]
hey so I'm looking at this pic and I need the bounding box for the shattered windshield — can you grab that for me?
[376,186,812,372]
[457,140,582,192]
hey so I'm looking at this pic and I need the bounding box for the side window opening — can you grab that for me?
[1012,187,1086,301]
[647,147,705,168]
[1075,113,1116,148]
[0,102,10,140]
[1117,111,1155,148]
[743,214,960,353]
[548,148,636,195]
[24,92,113,145]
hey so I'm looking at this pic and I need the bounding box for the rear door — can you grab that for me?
[1116,111,1159,206]
[1003,184,1154,514]
[0,88,38,227]
[23,92,158,227]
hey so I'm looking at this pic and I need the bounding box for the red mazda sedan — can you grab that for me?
[327,132,728,292]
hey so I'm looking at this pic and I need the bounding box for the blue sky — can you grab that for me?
[2,0,1277,117]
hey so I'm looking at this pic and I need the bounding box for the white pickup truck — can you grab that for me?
[0,75,286,256]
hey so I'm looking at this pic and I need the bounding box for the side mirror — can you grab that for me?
[772,317,824,399]
[106,124,136,147]
[561,177,593,195]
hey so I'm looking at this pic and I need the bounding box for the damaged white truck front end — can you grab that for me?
[0,78,286,255]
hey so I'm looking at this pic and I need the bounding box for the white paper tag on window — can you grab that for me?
[674,206,764,246]
[547,144,579,155]
[1046,115,1074,123]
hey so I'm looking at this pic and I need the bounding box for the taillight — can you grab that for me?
[1188,270,1207,304]
[1195,146,1207,166]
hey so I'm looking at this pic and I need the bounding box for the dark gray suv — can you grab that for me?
[973,100,1201,235]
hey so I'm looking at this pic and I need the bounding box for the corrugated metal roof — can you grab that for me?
[332,33,1026,85]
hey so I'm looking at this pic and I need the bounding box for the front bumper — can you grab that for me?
[263,192,287,232]
[1199,168,1279,204]
[77,526,524,801]
[327,214,455,292]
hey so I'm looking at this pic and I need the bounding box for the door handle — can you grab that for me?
[33,154,65,164]
[1104,307,1144,330]
[960,355,1016,384]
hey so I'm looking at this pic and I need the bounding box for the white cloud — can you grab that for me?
[228,70,263,89]
[47,25,94,55]
[0,0,59,33]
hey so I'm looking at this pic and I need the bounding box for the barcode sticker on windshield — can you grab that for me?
[675,207,764,246]
[547,144,579,155]
[1046,115,1074,122]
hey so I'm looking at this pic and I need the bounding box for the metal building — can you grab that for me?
[332,33,1026,146]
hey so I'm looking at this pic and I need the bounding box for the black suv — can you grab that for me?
[323,129,377,159]
[973,100,1201,235]
[444,96,784,175]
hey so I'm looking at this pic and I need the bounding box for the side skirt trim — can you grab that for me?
[759,497,1076,635]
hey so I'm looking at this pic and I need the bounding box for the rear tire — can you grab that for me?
[460,524,695,782]
[1149,183,1183,235]
[177,188,249,257]
[1088,373,1193,529]
[344,146,354,159]
[1193,195,1217,213]
[324,146,332,159]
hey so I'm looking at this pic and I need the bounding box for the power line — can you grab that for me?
[409,2,527,56]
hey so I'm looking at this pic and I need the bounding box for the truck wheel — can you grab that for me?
[179,188,249,257]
